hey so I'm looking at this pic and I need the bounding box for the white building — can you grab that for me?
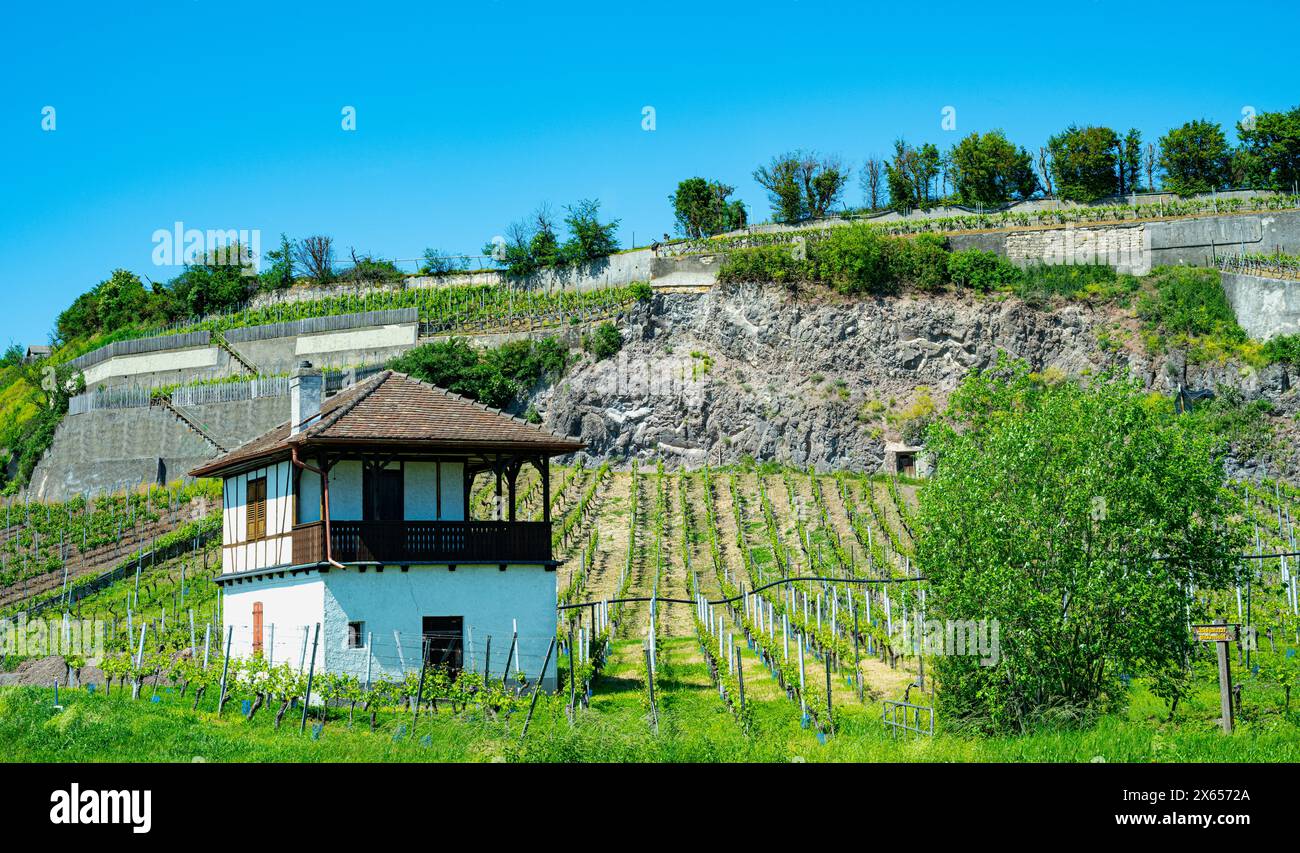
[190,363,584,690]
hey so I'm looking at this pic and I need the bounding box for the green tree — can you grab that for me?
[171,247,253,316]
[1158,120,1231,196]
[389,336,569,410]
[257,233,296,291]
[753,151,848,222]
[97,269,153,332]
[947,130,1038,206]
[886,140,941,210]
[1237,105,1300,191]
[1118,127,1143,194]
[918,358,1243,733]
[1048,125,1120,202]
[559,199,620,265]
[419,248,465,276]
[670,178,747,238]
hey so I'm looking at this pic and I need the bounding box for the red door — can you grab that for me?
[252,602,264,656]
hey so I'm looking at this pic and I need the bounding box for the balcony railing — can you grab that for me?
[291,520,552,565]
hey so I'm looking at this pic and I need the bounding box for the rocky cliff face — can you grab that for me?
[536,283,1297,475]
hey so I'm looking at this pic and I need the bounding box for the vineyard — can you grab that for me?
[109,281,650,350]
[3,464,1299,762]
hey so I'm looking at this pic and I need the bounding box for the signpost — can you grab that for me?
[1193,621,1238,734]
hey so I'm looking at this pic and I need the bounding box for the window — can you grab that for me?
[247,477,267,540]
[346,621,366,649]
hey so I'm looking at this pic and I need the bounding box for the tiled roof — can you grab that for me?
[189,371,584,477]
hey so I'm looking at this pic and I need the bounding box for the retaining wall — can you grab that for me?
[1220,272,1300,341]
[947,209,1300,274]
[29,396,287,501]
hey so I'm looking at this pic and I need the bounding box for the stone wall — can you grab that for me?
[1002,224,1148,274]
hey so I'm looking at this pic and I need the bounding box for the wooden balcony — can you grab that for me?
[291,520,553,565]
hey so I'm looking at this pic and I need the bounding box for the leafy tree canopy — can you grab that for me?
[918,357,1245,733]
[1158,119,1231,196]
[1048,125,1120,202]
[947,130,1038,206]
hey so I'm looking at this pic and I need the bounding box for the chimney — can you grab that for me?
[290,360,323,435]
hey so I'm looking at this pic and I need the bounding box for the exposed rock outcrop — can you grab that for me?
[537,284,1298,475]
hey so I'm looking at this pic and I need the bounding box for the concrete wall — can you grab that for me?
[1221,272,1300,340]
[83,346,244,392]
[948,210,1300,274]
[30,396,287,501]
[248,248,657,312]
[230,322,419,376]
[321,564,558,688]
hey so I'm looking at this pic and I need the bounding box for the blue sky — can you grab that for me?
[2,0,1298,347]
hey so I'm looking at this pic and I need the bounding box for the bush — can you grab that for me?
[1263,334,1300,367]
[1012,263,1135,304]
[1136,267,1244,342]
[946,249,1021,292]
[717,245,806,288]
[920,358,1244,733]
[629,282,653,302]
[888,234,950,291]
[807,224,891,294]
[584,322,623,360]
[388,336,570,410]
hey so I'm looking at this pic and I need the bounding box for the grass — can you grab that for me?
[4,638,1297,763]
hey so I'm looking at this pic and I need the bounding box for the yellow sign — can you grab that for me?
[1193,624,1237,643]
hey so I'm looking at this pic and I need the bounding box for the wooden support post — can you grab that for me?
[216,625,233,715]
[567,624,577,717]
[1215,620,1234,735]
[300,622,320,733]
[824,645,834,735]
[520,637,556,741]
[413,635,431,729]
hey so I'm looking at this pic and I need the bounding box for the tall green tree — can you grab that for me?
[886,140,941,210]
[918,358,1244,733]
[1118,127,1143,194]
[946,130,1038,206]
[669,178,747,238]
[559,199,620,265]
[1158,120,1231,196]
[1047,125,1121,202]
[753,151,848,223]
[1237,105,1300,191]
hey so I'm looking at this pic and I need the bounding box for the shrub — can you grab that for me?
[888,233,950,291]
[717,245,806,287]
[920,358,1244,733]
[1012,262,1135,304]
[388,336,569,410]
[584,322,623,360]
[1263,334,1300,367]
[629,281,653,302]
[946,249,1021,292]
[1136,267,1245,343]
[808,224,891,294]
